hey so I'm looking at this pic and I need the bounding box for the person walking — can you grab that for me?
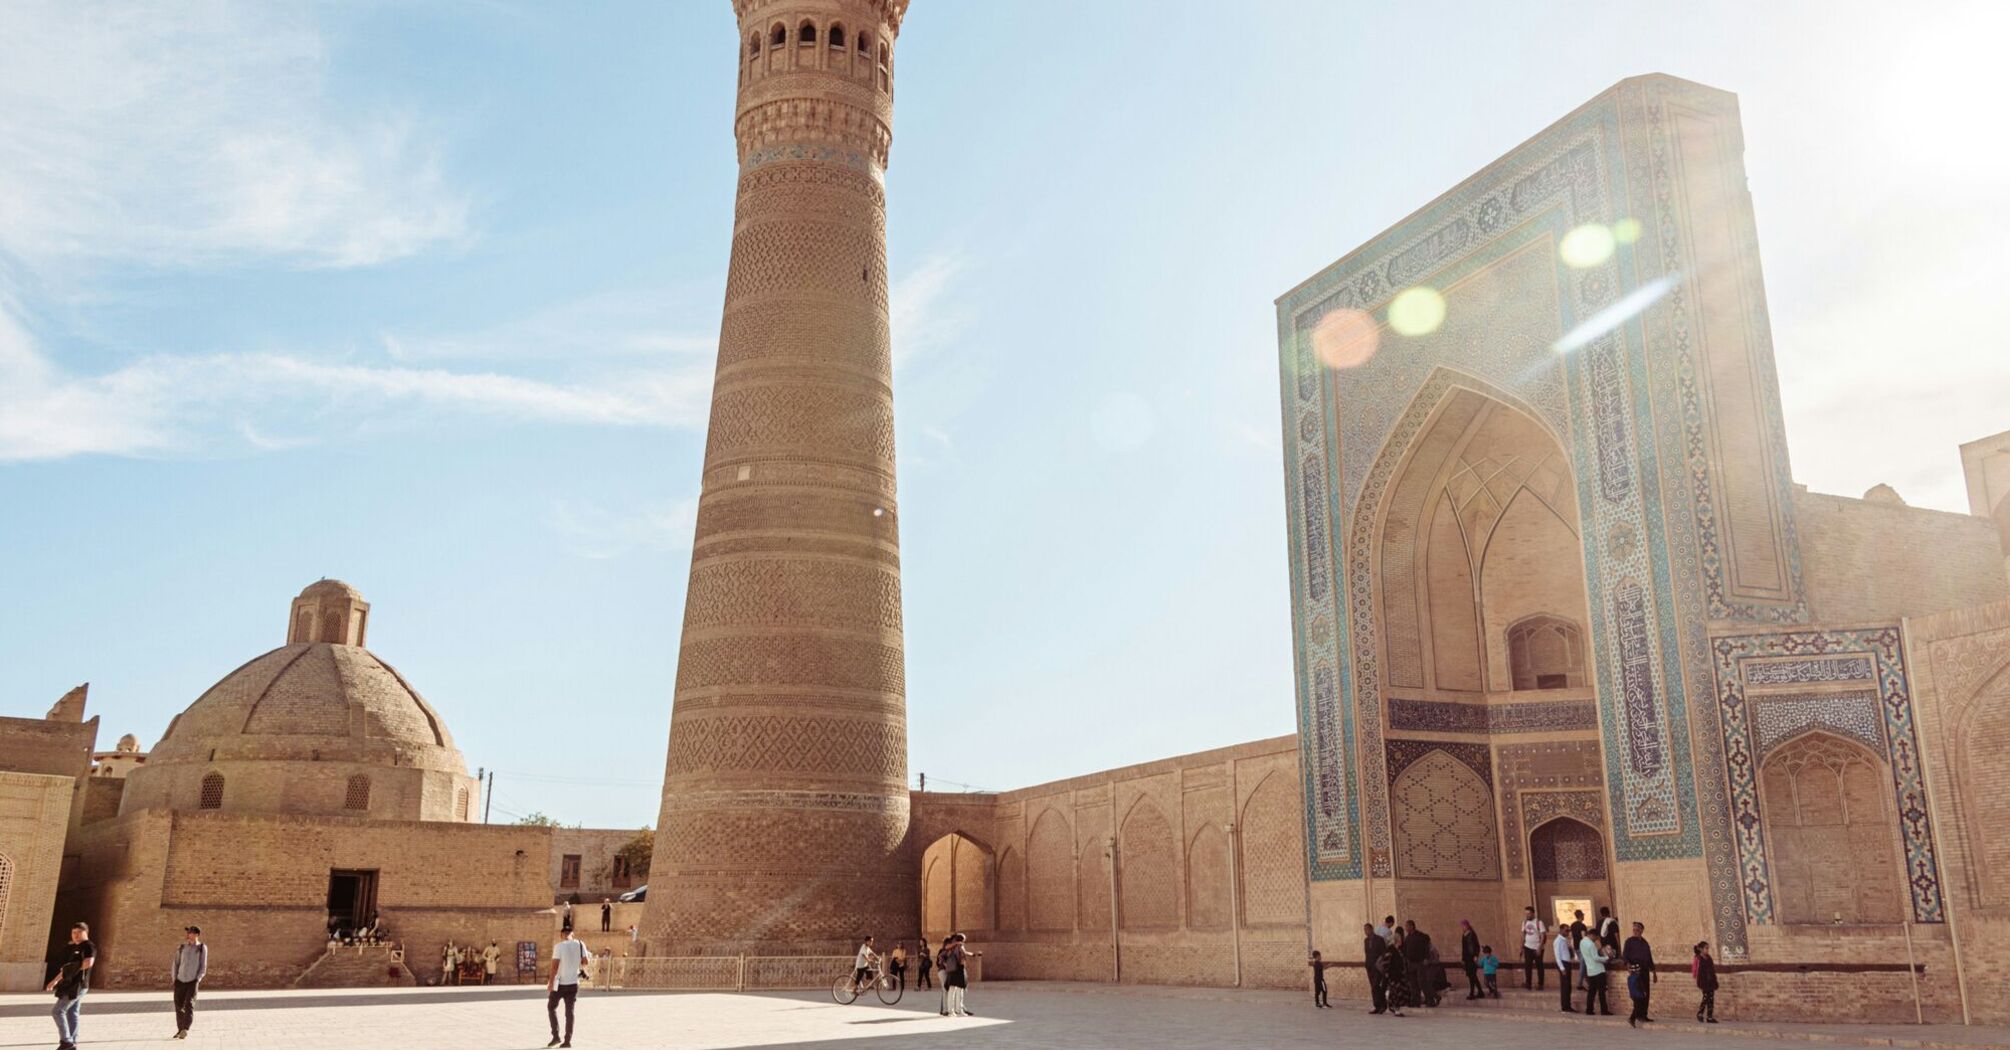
[546,928,592,1048]
[1363,923,1389,1014]
[1479,945,1501,999]
[1519,906,1546,989]
[1380,928,1412,1016]
[915,938,934,989]
[1401,920,1433,1007]
[170,925,207,1039]
[944,933,979,1017]
[46,922,95,1050]
[1308,950,1331,1007]
[1553,925,1577,1013]
[1691,941,1719,1023]
[561,901,574,935]
[1577,925,1612,1017]
[600,899,612,933]
[1623,922,1657,1026]
[1459,920,1482,1000]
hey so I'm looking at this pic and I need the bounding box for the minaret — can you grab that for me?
[642,0,914,954]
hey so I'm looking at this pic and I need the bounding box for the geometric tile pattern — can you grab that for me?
[1709,625,1943,927]
[1390,749,1501,880]
[1749,690,1885,760]
[1497,740,1606,878]
[1387,698,1599,734]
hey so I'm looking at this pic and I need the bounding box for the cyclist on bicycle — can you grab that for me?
[851,935,878,993]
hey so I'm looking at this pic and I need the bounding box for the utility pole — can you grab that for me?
[483,770,495,824]
[918,772,926,792]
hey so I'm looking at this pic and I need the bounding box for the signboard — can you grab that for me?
[517,940,539,981]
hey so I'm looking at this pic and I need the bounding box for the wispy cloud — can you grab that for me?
[890,250,968,366]
[0,300,714,462]
[0,0,469,272]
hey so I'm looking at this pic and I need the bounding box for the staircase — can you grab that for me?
[294,943,418,989]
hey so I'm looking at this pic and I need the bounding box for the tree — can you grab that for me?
[512,812,564,827]
[615,827,653,881]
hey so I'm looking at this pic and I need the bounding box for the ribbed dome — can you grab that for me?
[149,642,460,765]
[121,581,478,822]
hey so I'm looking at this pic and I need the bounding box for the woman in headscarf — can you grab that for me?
[1380,927,1412,1017]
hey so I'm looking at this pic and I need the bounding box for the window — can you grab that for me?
[878,41,890,67]
[199,772,225,810]
[560,854,582,889]
[612,855,632,889]
[828,24,845,49]
[1507,614,1585,691]
[857,32,870,54]
[344,774,371,811]
[769,23,786,47]
[748,32,760,57]
[798,20,816,44]
[456,787,471,820]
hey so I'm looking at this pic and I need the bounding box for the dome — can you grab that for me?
[115,733,139,752]
[120,582,478,822]
[148,642,461,763]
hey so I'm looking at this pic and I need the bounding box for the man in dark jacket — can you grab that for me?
[1363,923,1388,1014]
[1622,922,1657,1026]
[1459,920,1482,1000]
[1402,920,1434,1007]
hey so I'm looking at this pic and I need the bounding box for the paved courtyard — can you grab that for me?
[6,982,2005,1050]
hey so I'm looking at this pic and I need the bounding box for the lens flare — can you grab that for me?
[1559,223,1617,268]
[1311,307,1380,369]
[1387,287,1446,337]
[1612,217,1643,245]
[1552,273,1680,355]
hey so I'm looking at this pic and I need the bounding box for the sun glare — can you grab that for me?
[1388,287,1446,337]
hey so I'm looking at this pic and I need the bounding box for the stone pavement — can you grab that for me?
[2,981,2006,1050]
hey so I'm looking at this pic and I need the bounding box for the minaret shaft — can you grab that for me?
[642,0,914,954]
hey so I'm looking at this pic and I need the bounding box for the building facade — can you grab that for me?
[1273,74,2010,1023]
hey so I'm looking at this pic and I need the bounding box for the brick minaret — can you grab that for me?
[641,0,914,954]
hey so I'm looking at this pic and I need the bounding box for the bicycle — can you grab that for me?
[832,961,903,1005]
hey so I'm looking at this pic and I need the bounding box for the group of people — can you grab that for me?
[1314,905,1719,1025]
[849,932,981,1016]
[41,921,204,1049]
[441,939,505,985]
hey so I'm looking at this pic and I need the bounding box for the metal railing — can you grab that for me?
[600,955,853,991]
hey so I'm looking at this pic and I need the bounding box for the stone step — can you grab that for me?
[293,944,418,989]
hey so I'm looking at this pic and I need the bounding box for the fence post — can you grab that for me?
[737,953,747,992]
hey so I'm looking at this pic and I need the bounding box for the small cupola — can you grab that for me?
[289,579,370,646]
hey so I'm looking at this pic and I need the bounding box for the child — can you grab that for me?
[1691,941,1718,1023]
[1479,945,1501,998]
[1308,950,1331,1007]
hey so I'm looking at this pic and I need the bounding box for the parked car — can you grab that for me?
[617,884,646,903]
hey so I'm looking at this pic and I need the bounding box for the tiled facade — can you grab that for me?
[1274,73,2010,1022]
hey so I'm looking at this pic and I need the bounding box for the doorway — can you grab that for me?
[327,869,379,937]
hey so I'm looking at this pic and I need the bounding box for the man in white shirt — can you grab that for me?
[852,935,878,994]
[547,929,593,1048]
[1520,907,1546,990]
[1553,927,1576,1013]
[1578,929,1611,1016]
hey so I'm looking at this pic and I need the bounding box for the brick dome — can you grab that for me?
[119,582,479,822]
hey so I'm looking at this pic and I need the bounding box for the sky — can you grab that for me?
[3,1,2006,829]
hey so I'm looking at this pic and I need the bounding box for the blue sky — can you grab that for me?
[3,1,2005,828]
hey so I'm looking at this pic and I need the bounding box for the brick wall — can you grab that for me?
[56,808,560,988]
[910,736,1308,990]
[0,771,73,991]
[0,714,95,779]
[1794,488,2008,624]
[1899,599,2010,1025]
